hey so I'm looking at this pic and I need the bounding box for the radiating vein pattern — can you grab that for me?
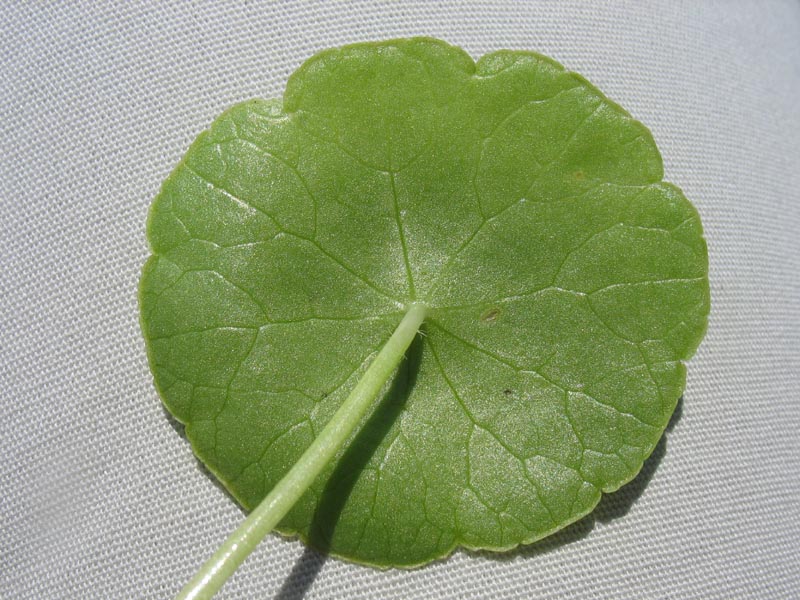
[140,37,709,567]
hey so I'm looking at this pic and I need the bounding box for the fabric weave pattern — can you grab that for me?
[2,2,798,598]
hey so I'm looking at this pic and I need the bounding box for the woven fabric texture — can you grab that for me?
[2,2,799,598]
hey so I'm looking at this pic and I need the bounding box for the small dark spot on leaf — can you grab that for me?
[481,307,501,323]
[573,170,585,180]
[503,388,514,397]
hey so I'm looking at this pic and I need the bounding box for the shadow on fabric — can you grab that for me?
[275,328,426,600]
[274,359,683,600]
[472,395,684,562]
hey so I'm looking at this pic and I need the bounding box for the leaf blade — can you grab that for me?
[140,37,710,567]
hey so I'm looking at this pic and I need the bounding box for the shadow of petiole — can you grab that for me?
[274,328,426,600]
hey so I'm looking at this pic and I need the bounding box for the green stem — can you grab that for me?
[176,302,428,600]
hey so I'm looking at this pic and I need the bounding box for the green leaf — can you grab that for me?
[140,37,709,568]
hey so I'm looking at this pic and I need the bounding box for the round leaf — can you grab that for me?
[140,37,709,567]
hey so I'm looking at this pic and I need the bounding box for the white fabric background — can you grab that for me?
[2,2,798,598]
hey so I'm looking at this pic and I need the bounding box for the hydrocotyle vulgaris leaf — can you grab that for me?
[140,37,709,568]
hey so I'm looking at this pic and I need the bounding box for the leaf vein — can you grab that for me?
[388,170,415,298]
[228,135,319,237]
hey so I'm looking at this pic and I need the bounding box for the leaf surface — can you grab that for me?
[140,37,709,567]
